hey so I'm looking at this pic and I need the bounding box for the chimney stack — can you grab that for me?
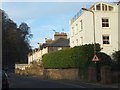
[54,32,67,40]
[45,39,53,44]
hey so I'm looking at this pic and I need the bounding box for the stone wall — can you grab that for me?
[88,67,96,82]
[112,71,120,83]
[15,64,31,70]
[15,65,119,84]
[15,64,44,76]
[43,69,79,80]
[101,66,112,84]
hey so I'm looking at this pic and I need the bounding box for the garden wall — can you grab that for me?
[43,69,80,80]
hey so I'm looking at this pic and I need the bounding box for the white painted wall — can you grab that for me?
[70,2,120,55]
[118,4,120,51]
[28,55,33,64]
[42,47,48,55]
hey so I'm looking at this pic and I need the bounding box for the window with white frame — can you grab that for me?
[102,18,109,27]
[75,24,78,34]
[76,39,78,46]
[72,41,74,46]
[96,4,101,10]
[108,6,113,11]
[79,20,83,31]
[71,27,74,36]
[80,37,83,45]
[102,4,107,11]
[102,35,110,45]
[81,20,83,30]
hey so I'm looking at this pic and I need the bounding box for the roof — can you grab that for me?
[70,2,115,25]
[89,2,114,10]
[40,38,70,49]
[50,38,69,47]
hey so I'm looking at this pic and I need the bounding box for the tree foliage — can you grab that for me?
[2,9,33,68]
[111,50,120,71]
[112,50,120,63]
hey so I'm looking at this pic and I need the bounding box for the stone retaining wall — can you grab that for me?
[15,65,44,76]
[88,67,96,82]
[15,64,31,70]
[101,66,112,84]
[15,65,119,84]
[43,69,80,80]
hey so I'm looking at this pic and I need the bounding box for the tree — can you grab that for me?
[112,50,120,63]
[18,22,33,42]
[2,10,33,68]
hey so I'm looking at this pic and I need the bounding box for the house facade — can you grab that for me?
[28,48,42,64]
[69,2,120,55]
[28,32,70,65]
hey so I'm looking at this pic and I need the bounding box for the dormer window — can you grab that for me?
[96,4,101,10]
[102,4,107,11]
[108,6,113,11]
[95,3,114,11]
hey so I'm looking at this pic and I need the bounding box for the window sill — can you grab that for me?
[103,44,112,47]
[102,27,111,29]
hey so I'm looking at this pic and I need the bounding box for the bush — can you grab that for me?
[112,50,120,63]
[97,52,112,66]
[111,50,120,71]
[42,44,101,69]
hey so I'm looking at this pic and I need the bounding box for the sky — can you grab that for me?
[1,0,118,49]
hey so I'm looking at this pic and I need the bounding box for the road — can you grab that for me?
[7,73,119,89]
[8,73,87,88]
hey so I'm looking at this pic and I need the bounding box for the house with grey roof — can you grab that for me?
[28,32,70,65]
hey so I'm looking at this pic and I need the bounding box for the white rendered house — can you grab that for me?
[27,32,70,64]
[69,2,120,55]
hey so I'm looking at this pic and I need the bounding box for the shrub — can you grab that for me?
[42,44,101,69]
[112,50,120,64]
[111,50,120,71]
[97,52,112,66]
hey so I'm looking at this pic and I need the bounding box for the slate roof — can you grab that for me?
[50,38,69,47]
[40,38,70,49]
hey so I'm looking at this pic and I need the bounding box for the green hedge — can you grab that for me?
[111,50,120,71]
[42,44,101,69]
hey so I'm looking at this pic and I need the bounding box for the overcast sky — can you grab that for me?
[1,0,117,49]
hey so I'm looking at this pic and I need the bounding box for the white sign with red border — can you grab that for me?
[92,54,99,63]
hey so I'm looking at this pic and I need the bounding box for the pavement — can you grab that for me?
[29,75,120,89]
[56,79,120,89]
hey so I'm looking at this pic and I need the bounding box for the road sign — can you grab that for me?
[92,54,99,63]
